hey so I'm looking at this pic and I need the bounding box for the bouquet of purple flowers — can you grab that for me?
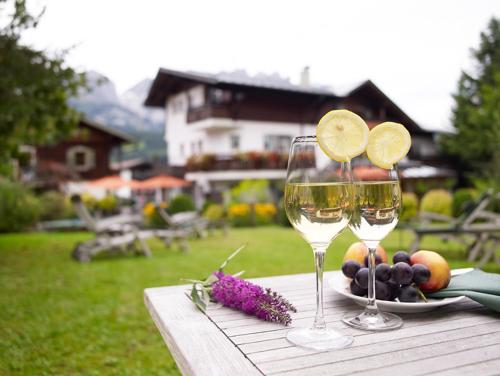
[186,246,297,325]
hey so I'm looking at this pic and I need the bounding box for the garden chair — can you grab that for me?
[156,205,210,239]
[409,190,500,265]
[70,195,190,262]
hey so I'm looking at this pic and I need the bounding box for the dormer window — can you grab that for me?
[210,88,232,104]
[66,145,95,172]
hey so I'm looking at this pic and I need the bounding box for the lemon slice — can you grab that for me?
[316,110,369,162]
[367,122,411,169]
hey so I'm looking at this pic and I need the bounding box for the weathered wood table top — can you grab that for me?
[144,271,500,376]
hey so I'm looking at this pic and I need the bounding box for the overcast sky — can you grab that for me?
[17,0,500,131]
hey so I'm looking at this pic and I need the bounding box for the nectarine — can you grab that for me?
[410,250,450,292]
[343,242,388,264]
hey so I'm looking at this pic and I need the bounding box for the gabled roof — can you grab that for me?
[145,68,337,107]
[80,118,136,143]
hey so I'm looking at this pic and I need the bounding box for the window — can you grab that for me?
[66,145,95,172]
[210,88,232,104]
[230,135,240,150]
[198,140,203,154]
[263,135,292,153]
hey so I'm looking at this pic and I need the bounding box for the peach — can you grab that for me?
[410,250,451,292]
[343,242,388,265]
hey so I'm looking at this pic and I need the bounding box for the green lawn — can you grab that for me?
[0,227,498,375]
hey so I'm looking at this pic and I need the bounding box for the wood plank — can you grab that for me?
[356,343,500,376]
[421,358,500,376]
[270,333,500,375]
[256,321,500,374]
[144,287,260,376]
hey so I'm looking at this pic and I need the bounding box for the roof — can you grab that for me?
[145,68,428,134]
[145,68,338,107]
[80,118,136,143]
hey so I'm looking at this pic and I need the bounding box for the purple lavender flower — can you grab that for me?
[211,273,297,325]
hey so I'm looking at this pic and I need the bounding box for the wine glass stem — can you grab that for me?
[364,241,379,311]
[312,246,327,330]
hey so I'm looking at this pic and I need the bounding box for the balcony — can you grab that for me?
[186,152,289,172]
[187,104,231,123]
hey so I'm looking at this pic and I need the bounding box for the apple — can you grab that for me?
[410,250,450,292]
[343,242,388,265]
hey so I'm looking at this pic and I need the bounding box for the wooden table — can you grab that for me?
[144,271,500,376]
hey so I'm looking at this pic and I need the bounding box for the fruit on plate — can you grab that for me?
[410,250,451,292]
[343,242,388,265]
[316,109,369,162]
[341,250,439,303]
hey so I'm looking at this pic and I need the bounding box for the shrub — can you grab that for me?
[203,204,225,221]
[143,202,167,227]
[254,203,277,225]
[420,189,453,216]
[452,188,478,217]
[228,203,252,227]
[400,192,419,222]
[229,180,272,204]
[168,194,195,214]
[0,180,41,232]
[97,195,118,214]
[39,191,75,220]
[81,193,98,212]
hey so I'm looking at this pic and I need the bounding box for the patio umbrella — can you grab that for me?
[133,174,191,190]
[352,166,389,181]
[87,175,140,190]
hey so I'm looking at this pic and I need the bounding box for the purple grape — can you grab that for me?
[350,279,367,297]
[393,251,411,265]
[412,264,431,285]
[398,285,418,302]
[374,281,392,301]
[342,260,362,279]
[387,280,400,300]
[354,268,369,289]
[391,262,414,285]
[363,254,382,267]
[375,263,391,282]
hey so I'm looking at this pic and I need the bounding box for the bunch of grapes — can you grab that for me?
[341,251,431,302]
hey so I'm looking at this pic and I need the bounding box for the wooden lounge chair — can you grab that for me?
[409,190,500,265]
[156,206,209,239]
[70,195,191,262]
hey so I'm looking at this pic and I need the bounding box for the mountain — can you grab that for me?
[70,71,166,158]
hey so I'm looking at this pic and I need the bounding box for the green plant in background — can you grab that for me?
[452,188,478,217]
[276,198,292,227]
[420,189,453,217]
[203,204,225,221]
[0,180,41,232]
[254,203,277,225]
[228,203,252,227]
[39,191,75,221]
[400,192,419,222]
[229,180,272,204]
[97,195,118,214]
[81,193,98,212]
[168,194,195,214]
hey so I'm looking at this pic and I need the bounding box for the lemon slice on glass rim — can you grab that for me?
[316,110,369,162]
[366,122,411,169]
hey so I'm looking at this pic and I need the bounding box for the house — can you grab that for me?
[145,67,453,202]
[33,118,134,188]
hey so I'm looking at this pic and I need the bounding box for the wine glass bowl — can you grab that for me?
[284,136,354,350]
[342,157,404,331]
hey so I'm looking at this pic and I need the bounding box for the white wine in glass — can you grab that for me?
[284,136,353,350]
[343,161,403,331]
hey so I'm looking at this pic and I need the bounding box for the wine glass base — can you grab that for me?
[342,309,403,331]
[286,327,353,351]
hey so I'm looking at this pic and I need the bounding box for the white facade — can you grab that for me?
[165,86,316,166]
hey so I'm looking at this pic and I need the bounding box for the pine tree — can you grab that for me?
[441,17,500,184]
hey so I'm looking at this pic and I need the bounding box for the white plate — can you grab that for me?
[329,268,472,313]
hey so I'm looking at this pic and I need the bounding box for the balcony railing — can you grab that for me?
[187,104,232,123]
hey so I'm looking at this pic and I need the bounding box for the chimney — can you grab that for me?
[300,66,310,87]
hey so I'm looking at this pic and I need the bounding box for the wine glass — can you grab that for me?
[284,135,353,350]
[342,157,403,331]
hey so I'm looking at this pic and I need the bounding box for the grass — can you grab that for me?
[0,226,498,375]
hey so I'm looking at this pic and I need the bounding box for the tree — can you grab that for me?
[441,18,500,185]
[0,0,86,171]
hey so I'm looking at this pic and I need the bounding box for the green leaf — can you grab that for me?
[232,270,245,278]
[203,273,219,285]
[218,245,246,271]
[189,284,207,312]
